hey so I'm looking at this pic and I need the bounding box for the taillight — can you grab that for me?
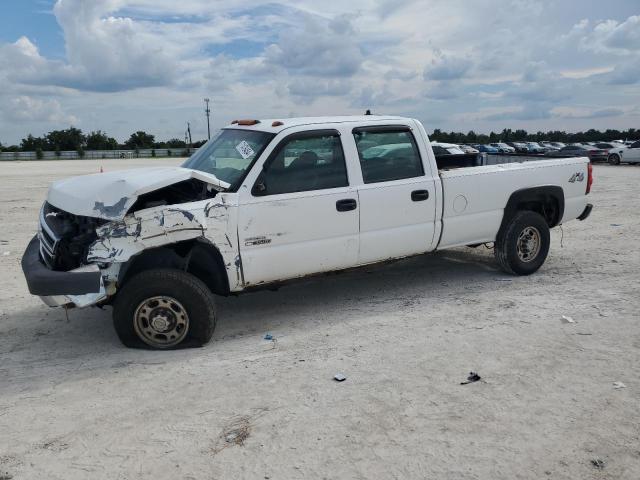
[586,162,593,194]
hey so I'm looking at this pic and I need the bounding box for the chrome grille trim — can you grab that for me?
[38,204,60,267]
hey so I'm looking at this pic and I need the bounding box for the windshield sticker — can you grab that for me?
[235,140,255,159]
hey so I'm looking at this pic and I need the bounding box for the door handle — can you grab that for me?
[411,190,429,201]
[336,198,357,212]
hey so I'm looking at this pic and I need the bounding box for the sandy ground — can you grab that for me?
[0,158,639,480]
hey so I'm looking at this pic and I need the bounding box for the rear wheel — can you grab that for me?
[113,269,216,349]
[608,154,621,165]
[495,211,550,275]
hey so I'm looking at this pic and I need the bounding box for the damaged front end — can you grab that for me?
[22,167,232,309]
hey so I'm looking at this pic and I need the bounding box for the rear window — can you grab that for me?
[353,127,424,184]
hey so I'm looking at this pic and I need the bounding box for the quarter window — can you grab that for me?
[254,131,348,196]
[353,128,424,183]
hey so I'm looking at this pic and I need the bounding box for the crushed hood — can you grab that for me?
[47,167,229,221]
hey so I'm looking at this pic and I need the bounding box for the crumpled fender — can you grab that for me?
[86,197,242,291]
[87,202,208,264]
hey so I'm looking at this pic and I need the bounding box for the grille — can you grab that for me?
[37,202,105,271]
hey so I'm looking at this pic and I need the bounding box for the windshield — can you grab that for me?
[182,129,275,189]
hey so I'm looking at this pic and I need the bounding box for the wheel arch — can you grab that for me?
[117,238,230,296]
[500,186,565,234]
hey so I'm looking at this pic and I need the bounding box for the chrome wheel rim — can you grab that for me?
[134,296,189,348]
[516,226,541,263]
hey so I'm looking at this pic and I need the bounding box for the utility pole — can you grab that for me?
[204,98,211,140]
[187,122,192,146]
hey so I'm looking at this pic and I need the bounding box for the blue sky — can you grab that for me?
[0,0,639,145]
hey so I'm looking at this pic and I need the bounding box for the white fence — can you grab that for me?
[0,148,197,161]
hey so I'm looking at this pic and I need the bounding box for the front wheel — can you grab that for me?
[608,154,621,165]
[113,269,216,349]
[494,211,550,275]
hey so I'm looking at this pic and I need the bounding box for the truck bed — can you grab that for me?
[435,156,590,249]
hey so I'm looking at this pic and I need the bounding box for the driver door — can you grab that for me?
[237,129,359,286]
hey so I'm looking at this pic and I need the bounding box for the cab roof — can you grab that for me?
[223,115,411,134]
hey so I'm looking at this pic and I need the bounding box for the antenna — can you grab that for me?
[204,98,211,140]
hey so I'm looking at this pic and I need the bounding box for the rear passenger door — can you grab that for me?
[352,125,438,264]
[238,129,359,286]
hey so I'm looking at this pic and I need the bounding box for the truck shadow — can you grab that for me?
[215,247,502,338]
[2,247,504,393]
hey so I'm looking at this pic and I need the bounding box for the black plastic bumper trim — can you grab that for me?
[21,236,102,296]
[577,203,593,221]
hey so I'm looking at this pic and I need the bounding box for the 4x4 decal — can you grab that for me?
[569,172,585,183]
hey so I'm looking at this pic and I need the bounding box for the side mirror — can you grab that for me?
[252,178,267,196]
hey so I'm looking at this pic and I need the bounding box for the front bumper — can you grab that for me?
[21,235,106,307]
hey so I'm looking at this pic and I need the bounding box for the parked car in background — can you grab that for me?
[525,142,546,154]
[508,142,529,153]
[473,144,500,153]
[431,142,465,155]
[540,141,561,151]
[490,142,516,153]
[549,145,608,162]
[458,144,479,154]
[594,142,619,151]
[605,140,640,165]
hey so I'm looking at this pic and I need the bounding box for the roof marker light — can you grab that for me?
[231,119,261,126]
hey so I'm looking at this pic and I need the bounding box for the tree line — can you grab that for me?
[0,128,207,155]
[1,126,638,155]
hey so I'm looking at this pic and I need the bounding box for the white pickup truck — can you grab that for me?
[22,116,593,349]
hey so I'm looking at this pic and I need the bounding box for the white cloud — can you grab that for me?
[4,95,78,124]
[424,53,472,81]
[263,14,364,77]
[567,15,640,55]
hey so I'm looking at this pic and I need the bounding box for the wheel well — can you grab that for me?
[117,238,230,296]
[500,186,565,233]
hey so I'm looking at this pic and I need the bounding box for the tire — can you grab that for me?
[494,211,550,275]
[113,269,216,349]
[608,154,620,165]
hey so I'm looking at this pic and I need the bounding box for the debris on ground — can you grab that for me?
[334,373,347,382]
[2,252,9,256]
[263,333,273,340]
[612,381,626,389]
[610,223,622,227]
[561,315,576,324]
[460,372,481,385]
[591,459,605,470]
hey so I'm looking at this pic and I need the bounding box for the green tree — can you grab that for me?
[20,134,48,151]
[166,138,187,148]
[125,131,155,149]
[46,127,86,151]
[86,130,118,150]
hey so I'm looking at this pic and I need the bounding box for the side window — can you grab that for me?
[353,128,424,183]
[630,141,640,149]
[254,131,348,196]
